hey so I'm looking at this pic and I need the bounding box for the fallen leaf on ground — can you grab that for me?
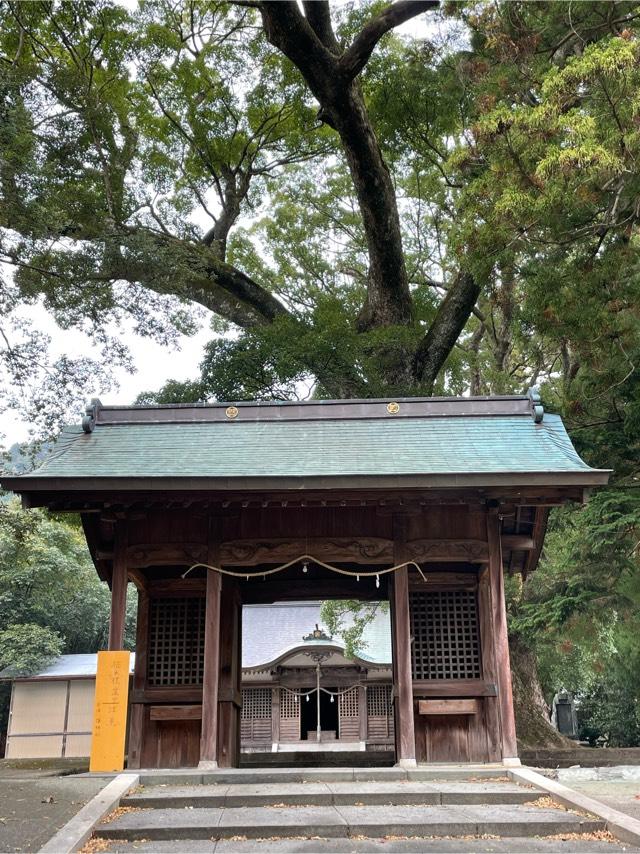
[100,806,144,824]
[527,795,567,810]
[545,830,616,842]
[79,837,114,853]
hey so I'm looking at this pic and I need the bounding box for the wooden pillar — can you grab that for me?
[477,568,502,762]
[272,686,280,752]
[358,684,367,745]
[487,510,519,764]
[199,520,222,769]
[108,520,128,650]
[127,588,149,769]
[217,577,242,767]
[390,515,417,768]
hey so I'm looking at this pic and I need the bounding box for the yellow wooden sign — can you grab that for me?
[90,650,131,773]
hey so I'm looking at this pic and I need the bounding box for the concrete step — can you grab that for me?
[137,764,509,786]
[241,750,394,768]
[126,780,538,809]
[99,802,605,842]
[86,837,638,854]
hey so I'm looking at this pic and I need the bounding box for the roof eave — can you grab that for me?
[1,470,612,495]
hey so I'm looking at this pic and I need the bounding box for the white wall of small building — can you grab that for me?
[6,679,94,759]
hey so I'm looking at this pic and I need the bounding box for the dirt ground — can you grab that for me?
[0,765,104,853]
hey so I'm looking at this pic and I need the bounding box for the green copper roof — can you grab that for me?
[2,395,609,492]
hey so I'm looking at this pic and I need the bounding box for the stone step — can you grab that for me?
[99,802,605,842]
[241,750,394,769]
[137,764,509,787]
[126,780,537,809]
[87,836,639,854]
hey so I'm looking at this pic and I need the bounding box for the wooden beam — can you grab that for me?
[502,535,535,551]
[220,537,392,566]
[390,515,416,768]
[108,519,128,650]
[407,539,488,563]
[218,537,499,568]
[127,542,207,568]
[199,519,222,769]
[487,511,519,763]
[150,705,203,721]
[523,508,549,577]
[412,679,497,698]
[241,578,386,605]
[418,699,479,716]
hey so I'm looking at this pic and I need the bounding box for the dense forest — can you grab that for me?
[1,0,640,747]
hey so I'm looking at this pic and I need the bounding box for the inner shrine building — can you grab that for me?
[1,392,609,768]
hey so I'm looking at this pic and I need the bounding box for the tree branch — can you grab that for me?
[258,1,336,99]
[302,0,340,54]
[339,0,438,81]
[412,271,481,390]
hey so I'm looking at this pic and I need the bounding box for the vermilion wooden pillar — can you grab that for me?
[199,520,222,769]
[108,520,128,650]
[390,515,417,768]
[486,510,520,764]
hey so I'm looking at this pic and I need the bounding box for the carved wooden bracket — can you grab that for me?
[124,535,529,569]
[127,542,207,568]
[406,539,489,563]
[219,537,393,566]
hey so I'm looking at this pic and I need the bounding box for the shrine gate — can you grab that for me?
[2,392,608,768]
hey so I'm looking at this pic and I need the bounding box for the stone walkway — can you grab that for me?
[570,780,640,823]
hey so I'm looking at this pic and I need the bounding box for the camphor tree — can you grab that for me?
[1,0,487,427]
[2,1,639,410]
[2,0,640,745]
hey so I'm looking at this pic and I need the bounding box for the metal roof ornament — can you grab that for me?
[527,387,544,423]
[303,624,332,642]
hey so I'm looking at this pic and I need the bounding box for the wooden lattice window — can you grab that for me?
[410,589,481,680]
[366,684,393,740]
[338,687,359,741]
[338,688,359,718]
[279,688,300,742]
[147,597,205,686]
[367,684,392,717]
[280,689,299,719]
[241,688,272,721]
[241,687,272,743]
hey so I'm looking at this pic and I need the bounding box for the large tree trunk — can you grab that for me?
[510,636,573,750]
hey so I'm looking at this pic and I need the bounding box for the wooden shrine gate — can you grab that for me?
[2,394,608,768]
[95,503,533,768]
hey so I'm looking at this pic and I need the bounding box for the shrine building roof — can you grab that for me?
[1,392,609,495]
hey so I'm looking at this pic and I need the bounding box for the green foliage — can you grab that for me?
[0,496,136,735]
[320,600,388,661]
[0,623,63,676]
[0,498,136,655]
